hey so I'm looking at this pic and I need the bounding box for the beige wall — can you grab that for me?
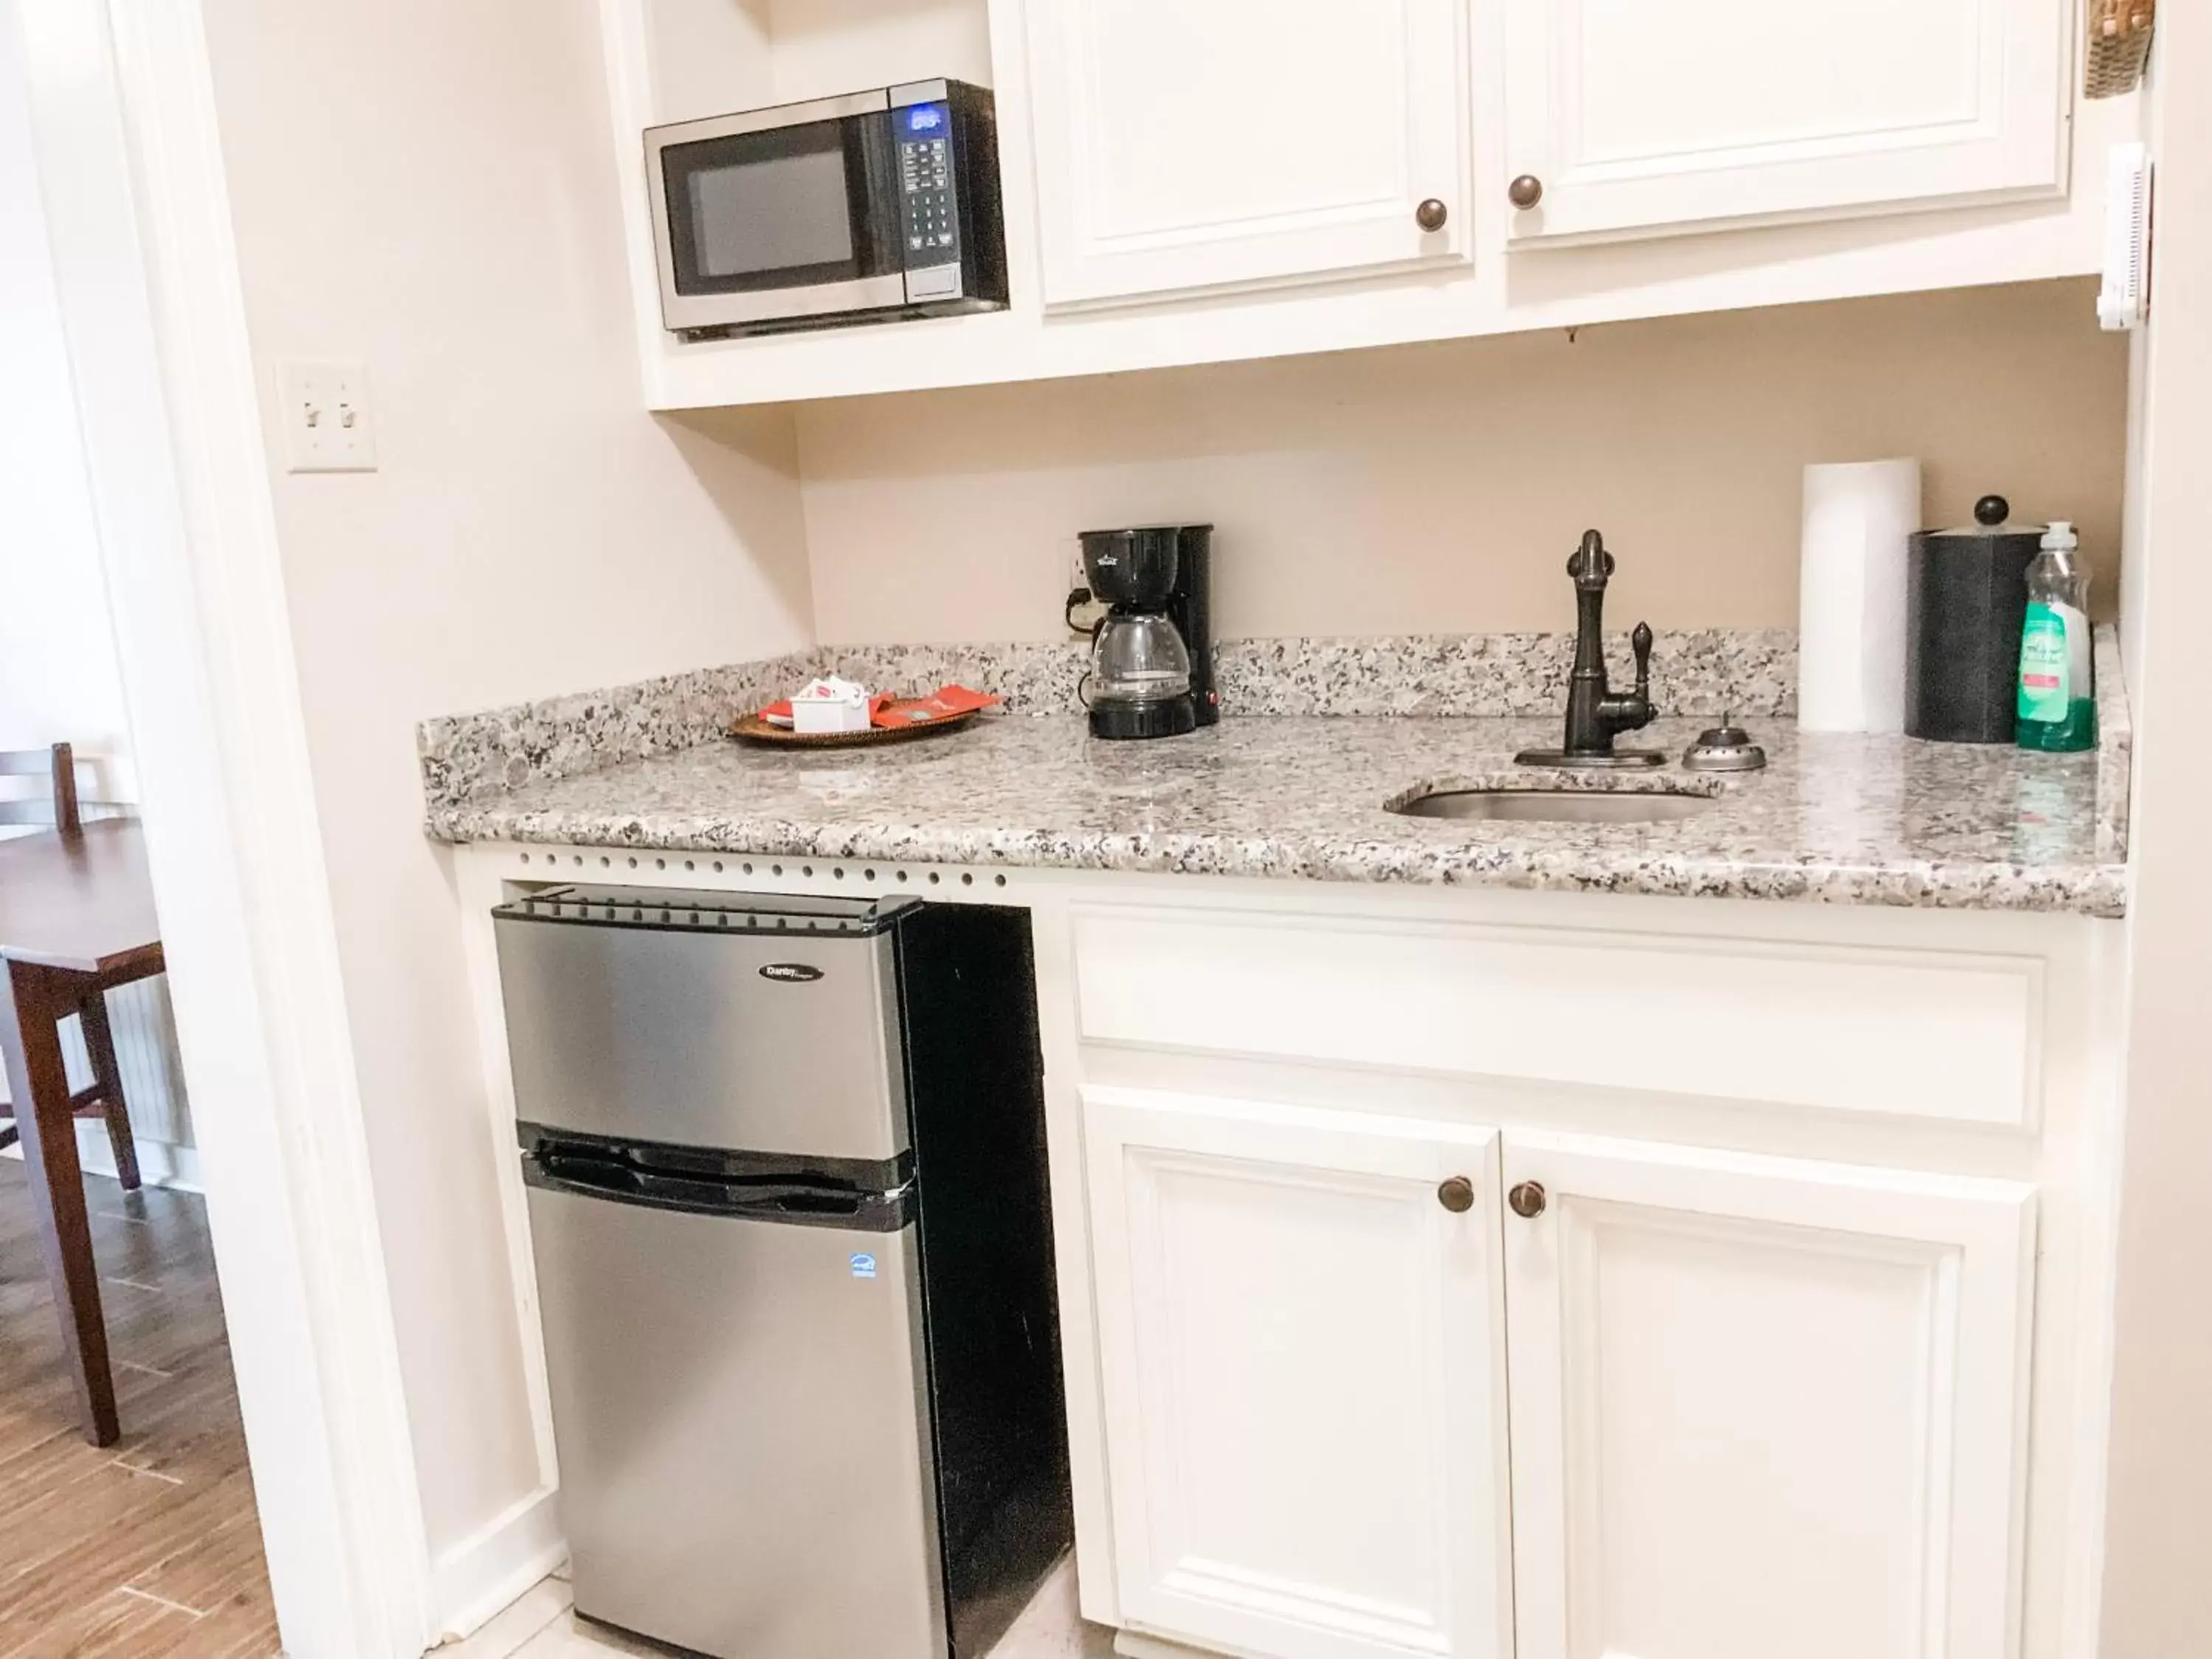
[198,0,812,1588]
[796,279,2128,644]
[2099,7,2212,1653]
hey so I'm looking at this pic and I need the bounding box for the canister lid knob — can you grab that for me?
[1975,495,2010,526]
[1683,712,1768,773]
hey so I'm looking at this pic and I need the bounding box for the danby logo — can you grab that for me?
[759,963,824,984]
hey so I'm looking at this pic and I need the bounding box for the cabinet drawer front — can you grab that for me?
[1500,1131,2034,1659]
[1085,1088,1512,1659]
[1072,908,2044,1127]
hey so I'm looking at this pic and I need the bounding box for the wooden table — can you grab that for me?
[0,818,164,1446]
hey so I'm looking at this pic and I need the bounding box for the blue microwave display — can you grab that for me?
[901,102,949,138]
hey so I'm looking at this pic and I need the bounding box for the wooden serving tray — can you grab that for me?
[726,710,983,749]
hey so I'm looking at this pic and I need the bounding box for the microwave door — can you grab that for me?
[653,96,903,332]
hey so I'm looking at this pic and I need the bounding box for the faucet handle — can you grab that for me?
[1631,622,1652,702]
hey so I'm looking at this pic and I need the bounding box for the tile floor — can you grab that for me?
[440,1554,1118,1659]
[0,1163,279,1658]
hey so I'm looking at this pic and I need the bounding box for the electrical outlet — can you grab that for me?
[278,359,377,473]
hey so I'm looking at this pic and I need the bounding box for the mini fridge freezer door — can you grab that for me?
[494,904,908,1161]
[525,1175,946,1659]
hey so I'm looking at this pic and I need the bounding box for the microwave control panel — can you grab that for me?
[895,101,959,270]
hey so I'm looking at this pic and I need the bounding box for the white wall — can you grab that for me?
[193,0,813,1619]
[796,279,2129,644]
[0,4,189,1178]
[0,9,129,759]
[2099,8,2212,1653]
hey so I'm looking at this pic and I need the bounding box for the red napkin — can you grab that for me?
[872,685,1001,728]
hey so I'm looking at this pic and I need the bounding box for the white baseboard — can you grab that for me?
[428,1485,566,1644]
[1115,1630,1233,1659]
[0,1120,201,1193]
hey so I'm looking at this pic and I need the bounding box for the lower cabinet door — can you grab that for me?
[1084,1087,1513,1659]
[1501,1130,2036,1659]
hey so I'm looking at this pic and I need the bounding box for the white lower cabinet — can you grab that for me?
[1083,1093,2037,1659]
[1501,1132,2037,1659]
[1083,1088,1514,1659]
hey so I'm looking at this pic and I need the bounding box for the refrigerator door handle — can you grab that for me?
[522,1146,914,1231]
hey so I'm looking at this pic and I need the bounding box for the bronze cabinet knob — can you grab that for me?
[1508,174,1545,210]
[1508,1180,1548,1219]
[1415,198,1450,232]
[1437,1176,1475,1214]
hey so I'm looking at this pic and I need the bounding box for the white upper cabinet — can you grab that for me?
[1502,1130,2036,1659]
[1020,0,1472,307]
[1083,1088,1513,1659]
[608,0,2126,404]
[1500,0,2073,244]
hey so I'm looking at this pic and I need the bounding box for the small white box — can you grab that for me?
[790,675,873,734]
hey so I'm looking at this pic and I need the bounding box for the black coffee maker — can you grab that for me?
[1078,524,1218,740]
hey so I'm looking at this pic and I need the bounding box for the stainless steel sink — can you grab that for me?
[1388,787,1709,824]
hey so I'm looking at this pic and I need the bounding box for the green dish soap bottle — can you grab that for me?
[2017,521,2098,752]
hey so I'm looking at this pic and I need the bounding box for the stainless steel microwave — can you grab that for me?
[644,80,1007,339]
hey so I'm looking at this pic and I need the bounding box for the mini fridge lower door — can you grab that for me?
[524,1164,945,1659]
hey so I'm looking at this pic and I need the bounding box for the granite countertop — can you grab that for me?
[426,710,2128,917]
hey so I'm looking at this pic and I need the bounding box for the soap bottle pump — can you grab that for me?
[2016,521,2098,752]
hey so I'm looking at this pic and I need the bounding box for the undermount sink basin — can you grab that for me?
[1388,787,1710,824]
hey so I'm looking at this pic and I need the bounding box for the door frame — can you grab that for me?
[10,2,433,1655]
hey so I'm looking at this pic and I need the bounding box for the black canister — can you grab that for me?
[1906,495,2044,743]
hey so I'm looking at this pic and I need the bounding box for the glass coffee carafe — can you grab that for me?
[1091,613,1191,702]
[1085,613,1197,738]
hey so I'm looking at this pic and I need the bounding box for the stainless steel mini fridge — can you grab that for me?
[493,888,1069,1659]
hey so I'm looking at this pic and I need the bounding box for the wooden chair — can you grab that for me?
[0,744,141,1190]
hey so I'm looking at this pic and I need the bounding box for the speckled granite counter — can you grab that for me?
[425,709,2127,918]
[420,625,2129,917]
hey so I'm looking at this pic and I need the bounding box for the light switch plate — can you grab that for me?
[277,359,377,472]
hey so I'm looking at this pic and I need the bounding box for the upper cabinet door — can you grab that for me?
[1084,1087,1512,1659]
[1500,0,2072,244]
[1022,0,1472,307]
[1502,1130,2036,1659]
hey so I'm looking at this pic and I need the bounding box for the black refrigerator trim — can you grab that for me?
[894,905,1074,1658]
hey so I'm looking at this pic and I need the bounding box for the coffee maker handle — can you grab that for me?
[1065,585,1099,637]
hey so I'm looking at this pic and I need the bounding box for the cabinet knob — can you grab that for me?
[1508,175,1545,210]
[1436,1176,1475,1214]
[1415,198,1450,232]
[1508,1180,1548,1219]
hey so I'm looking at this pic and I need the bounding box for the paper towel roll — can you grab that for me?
[1798,458,1921,734]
